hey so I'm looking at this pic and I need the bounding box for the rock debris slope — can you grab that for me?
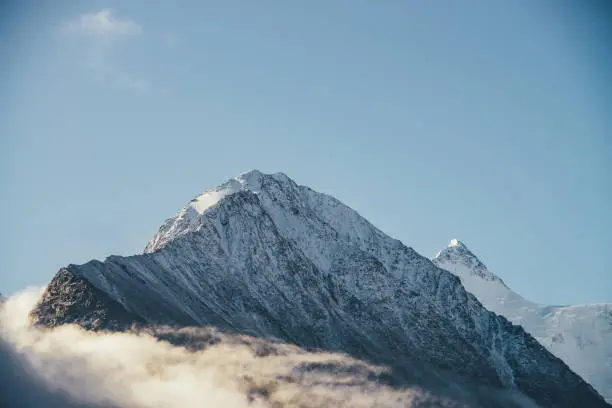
[32,170,609,407]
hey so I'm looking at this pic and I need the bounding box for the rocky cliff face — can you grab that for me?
[433,239,612,403]
[31,170,609,408]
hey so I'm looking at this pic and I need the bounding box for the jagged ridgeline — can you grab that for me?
[32,170,610,408]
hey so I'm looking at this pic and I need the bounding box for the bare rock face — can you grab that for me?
[31,268,144,331]
[32,170,610,408]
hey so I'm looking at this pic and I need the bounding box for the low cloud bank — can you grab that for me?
[0,288,538,408]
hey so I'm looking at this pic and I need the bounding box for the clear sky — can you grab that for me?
[1,1,610,305]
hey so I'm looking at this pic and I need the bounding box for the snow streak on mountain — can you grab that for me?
[433,239,612,403]
[25,170,610,408]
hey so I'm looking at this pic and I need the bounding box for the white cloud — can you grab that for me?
[63,9,142,39]
[61,10,149,91]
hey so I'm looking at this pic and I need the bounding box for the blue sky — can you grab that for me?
[1,1,610,305]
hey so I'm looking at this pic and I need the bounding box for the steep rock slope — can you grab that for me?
[433,239,612,403]
[32,171,609,408]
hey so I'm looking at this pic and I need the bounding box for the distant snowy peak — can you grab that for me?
[433,239,612,403]
[433,239,507,286]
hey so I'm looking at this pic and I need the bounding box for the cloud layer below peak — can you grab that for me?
[0,288,539,408]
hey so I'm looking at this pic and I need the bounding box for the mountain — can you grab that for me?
[31,170,609,408]
[433,239,612,403]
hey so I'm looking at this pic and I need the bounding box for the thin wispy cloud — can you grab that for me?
[61,9,149,91]
[63,9,142,39]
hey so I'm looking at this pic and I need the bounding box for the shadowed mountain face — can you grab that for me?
[31,170,609,408]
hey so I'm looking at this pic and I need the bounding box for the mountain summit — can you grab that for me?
[433,240,612,403]
[31,171,609,408]
[144,170,291,253]
[434,239,507,286]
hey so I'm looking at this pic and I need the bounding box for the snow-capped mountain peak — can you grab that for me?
[189,169,265,215]
[433,239,506,285]
[175,169,293,215]
[449,238,465,248]
[144,170,296,253]
[433,240,612,403]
